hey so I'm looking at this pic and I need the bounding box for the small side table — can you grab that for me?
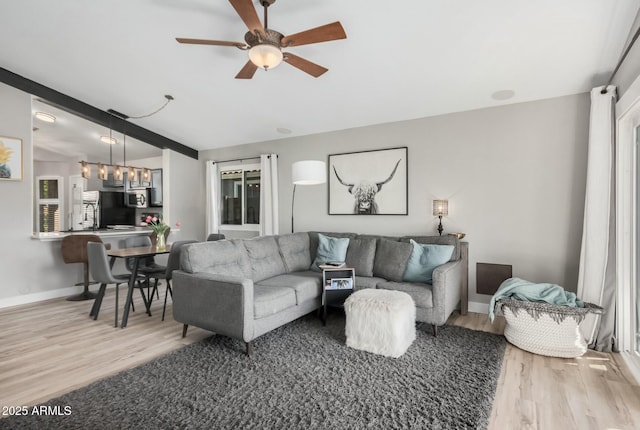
[321,267,355,325]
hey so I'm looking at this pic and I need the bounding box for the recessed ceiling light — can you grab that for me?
[34,112,56,123]
[491,90,515,101]
[276,127,292,134]
[100,136,118,144]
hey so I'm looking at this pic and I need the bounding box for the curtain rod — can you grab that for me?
[602,22,640,94]
[211,154,277,164]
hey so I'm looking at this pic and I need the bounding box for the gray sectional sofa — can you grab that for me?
[172,232,468,354]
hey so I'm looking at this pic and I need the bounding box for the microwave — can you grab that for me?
[125,190,148,208]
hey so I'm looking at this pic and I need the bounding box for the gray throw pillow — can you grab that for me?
[345,238,377,277]
[373,239,413,282]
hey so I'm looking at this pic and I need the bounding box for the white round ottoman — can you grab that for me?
[344,289,416,358]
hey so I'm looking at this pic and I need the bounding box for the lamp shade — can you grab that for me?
[433,199,449,216]
[249,44,283,70]
[292,160,326,185]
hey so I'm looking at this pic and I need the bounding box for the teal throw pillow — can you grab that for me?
[310,233,350,272]
[402,239,454,283]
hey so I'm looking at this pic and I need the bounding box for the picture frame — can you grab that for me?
[0,136,23,181]
[328,277,353,290]
[328,147,408,215]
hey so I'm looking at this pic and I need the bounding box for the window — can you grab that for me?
[220,165,260,228]
[36,176,64,232]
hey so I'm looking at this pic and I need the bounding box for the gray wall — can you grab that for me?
[201,93,590,307]
[0,82,81,303]
[163,149,205,243]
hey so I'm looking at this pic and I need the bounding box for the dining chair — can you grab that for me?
[124,235,165,300]
[149,240,197,321]
[87,242,149,327]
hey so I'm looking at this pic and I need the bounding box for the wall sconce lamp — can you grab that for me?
[432,199,449,236]
[291,160,326,232]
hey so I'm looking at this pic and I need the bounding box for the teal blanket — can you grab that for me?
[489,277,584,322]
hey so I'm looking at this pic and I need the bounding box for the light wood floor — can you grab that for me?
[1,286,639,429]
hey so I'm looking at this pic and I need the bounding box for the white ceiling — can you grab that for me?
[31,98,162,162]
[1,0,639,156]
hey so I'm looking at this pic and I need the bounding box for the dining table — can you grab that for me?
[106,244,171,328]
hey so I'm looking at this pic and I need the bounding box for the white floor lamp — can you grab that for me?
[291,160,326,232]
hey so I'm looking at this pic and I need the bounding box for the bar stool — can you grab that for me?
[61,234,111,301]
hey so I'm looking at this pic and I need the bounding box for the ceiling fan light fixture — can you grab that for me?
[249,43,283,70]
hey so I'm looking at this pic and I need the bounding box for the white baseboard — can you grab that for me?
[468,301,490,314]
[0,286,83,309]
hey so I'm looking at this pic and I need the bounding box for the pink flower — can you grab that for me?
[175,221,181,227]
[145,215,152,223]
[152,216,158,223]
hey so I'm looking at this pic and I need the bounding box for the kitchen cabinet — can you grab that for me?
[124,171,151,191]
[150,169,163,207]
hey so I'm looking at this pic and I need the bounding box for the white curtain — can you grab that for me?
[259,154,279,236]
[577,85,617,352]
[205,160,220,237]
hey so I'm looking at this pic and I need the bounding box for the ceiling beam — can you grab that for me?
[0,67,198,160]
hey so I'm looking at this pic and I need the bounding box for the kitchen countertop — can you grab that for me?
[32,227,157,241]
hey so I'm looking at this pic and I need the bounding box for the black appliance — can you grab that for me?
[99,191,135,228]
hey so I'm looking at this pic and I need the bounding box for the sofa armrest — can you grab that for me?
[431,259,463,325]
[172,271,255,342]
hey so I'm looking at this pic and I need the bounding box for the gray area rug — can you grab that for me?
[1,313,506,430]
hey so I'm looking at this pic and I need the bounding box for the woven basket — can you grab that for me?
[496,299,604,358]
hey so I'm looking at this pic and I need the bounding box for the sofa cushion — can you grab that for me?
[253,285,297,319]
[256,271,322,304]
[403,240,455,284]
[243,236,287,282]
[345,238,377,277]
[310,233,350,272]
[179,239,250,278]
[276,233,312,272]
[354,276,385,290]
[308,232,357,261]
[373,239,413,282]
[401,235,460,261]
[377,281,434,309]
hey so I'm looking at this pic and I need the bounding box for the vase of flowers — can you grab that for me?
[144,215,170,250]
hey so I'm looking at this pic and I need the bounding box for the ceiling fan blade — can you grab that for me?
[176,38,246,48]
[281,21,346,47]
[229,0,265,37]
[283,53,328,78]
[235,60,258,79]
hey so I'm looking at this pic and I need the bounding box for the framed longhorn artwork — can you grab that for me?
[328,147,408,215]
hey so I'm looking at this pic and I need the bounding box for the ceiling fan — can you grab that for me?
[176,0,347,79]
